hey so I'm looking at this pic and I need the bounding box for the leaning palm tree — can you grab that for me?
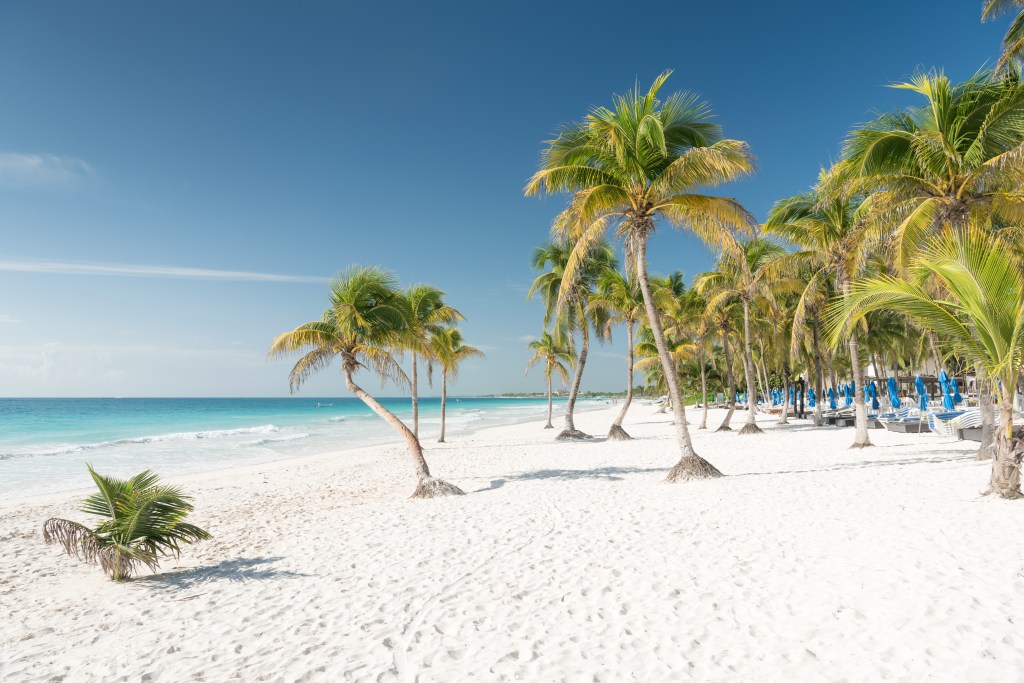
[429,327,484,443]
[763,183,874,447]
[43,465,210,581]
[398,285,464,440]
[696,238,788,434]
[526,70,757,481]
[525,331,575,429]
[983,1,1024,71]
[589,268,646,439]
[268,266,463,498]
[827,228,1024,499]
[528,239,614,440]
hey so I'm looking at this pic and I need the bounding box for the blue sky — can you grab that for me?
[0,1,1006,397]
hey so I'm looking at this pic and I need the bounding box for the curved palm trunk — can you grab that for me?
[698,339,709,430]
[739,299,763,434]
[841,279,872,448]
[977,363,995,460]
[557,323,590,440]
[411,352,420,440]
[635,237,721,481]
[608,322,634,440]
[717,330,737,431]
[812,318,825,427]
[438,372,447,443]
[987,377,1022,498]
[343,364,463,498]
[544,371,554,429]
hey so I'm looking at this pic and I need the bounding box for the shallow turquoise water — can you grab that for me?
[0,396,597,499]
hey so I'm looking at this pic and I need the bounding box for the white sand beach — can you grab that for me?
[2,404,1023,682]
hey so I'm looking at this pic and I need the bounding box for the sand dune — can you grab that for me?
[2,405,1022,682]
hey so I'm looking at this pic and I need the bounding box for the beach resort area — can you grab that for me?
[4,2,1024,682]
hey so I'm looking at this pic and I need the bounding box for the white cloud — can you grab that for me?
[0,258,327,284]
[517,334,537,343]
[0,315,21,324]
[0,153,96,190]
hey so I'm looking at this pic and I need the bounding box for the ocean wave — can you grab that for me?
[0,424,281,460]
[327,416,346,422]
[242,433,310,447]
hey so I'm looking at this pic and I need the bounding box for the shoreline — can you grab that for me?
[0,398,615,509]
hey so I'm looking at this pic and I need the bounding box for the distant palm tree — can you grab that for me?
[828,228,1024,499]
[696,238,788,434]
[525,71,756,481]
[589,268,646,439]
[268,266,463,498]
[43,465,210,581]
[525,331,575,429]
[982,1,1024,71]
[398,284,464,439]
[763,185,874,447]
[528,239,615,440]
[429,327,483,443]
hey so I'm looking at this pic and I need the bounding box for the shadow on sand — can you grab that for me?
[135,556,309,591]
[505,466,668,482]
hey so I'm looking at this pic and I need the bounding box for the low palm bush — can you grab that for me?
[43,465,210,580]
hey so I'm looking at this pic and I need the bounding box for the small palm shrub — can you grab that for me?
[43,465,211,580]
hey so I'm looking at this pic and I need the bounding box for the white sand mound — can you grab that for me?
[2,406,1022,682]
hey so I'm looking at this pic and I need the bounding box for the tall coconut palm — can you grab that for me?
[429,327,484,443]
[398,285,464,440]
[525,331,575,429]
[528,239,615,440]
[526,71,757,481]
[589,268,646,440]
[268,266,463,498]
[763,185,874,447]
[827,228,1024,499]
[696,238,788,434]
[983,1,1024,71]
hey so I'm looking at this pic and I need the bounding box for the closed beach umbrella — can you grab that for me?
[789,385,794,406]
[808,388,816,407]
[868,381,880,410]
[951,378,962,404]
[828,387,837,410]
[915,375,927,411]
[938,370,954,410]
[844,383,853,407]
[887,377,901,409]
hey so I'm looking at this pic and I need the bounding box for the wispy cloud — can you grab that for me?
[0,258,328,284]
[517,334,537,343]
[0,315,22,324]
[0,153,97,190]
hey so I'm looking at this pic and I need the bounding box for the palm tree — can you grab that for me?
[835,71,1024,450]
[983,1,1024,71]
[398,284,464,440]
[525,331,575,429]
[43,465,209,581]
[827,228,1024,499]
[696,238,788,434]
[763,185,874,447]
[589,268,646,439]
[429,327,484,443]
[526,71,757,481]
[268,266,463,498]
[528,239,615,440]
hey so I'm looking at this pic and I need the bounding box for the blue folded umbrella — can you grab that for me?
[808,388,816,407]
[844,382,853,407]
[867,381,879,410]
[828,387,837,410]
[915,375,927,410]
[887,376,901,409]
[938,370,954,410]
[951,378,962,404]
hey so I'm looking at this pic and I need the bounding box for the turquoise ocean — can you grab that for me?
[0,396,600,500]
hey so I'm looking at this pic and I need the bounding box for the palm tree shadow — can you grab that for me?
[135,556,309,591]
[507,466,666,482]
[734,451,977,478]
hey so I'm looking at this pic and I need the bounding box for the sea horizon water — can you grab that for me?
[0,396,607,500]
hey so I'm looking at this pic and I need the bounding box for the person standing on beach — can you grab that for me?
[796,375,806,419]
